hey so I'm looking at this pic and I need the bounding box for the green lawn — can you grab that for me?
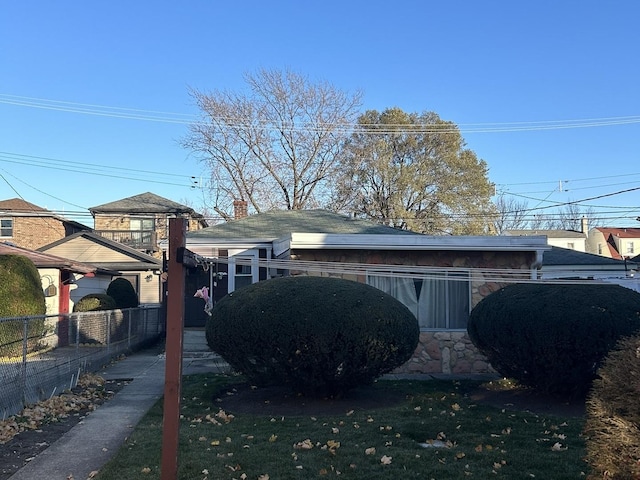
[96,374,589,479]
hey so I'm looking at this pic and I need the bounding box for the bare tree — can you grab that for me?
[491,194,530,234]
[182,69,362,220]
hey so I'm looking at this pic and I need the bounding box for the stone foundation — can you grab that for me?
[394,331,495,375]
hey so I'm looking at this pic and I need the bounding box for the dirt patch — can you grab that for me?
[0,379,129,480]
[215,383,408,416]
[215,381,586,418]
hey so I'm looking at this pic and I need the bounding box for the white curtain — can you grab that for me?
[369,273,470,329]
[368,275,419,318]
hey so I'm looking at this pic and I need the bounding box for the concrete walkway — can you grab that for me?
[8,329,224,480]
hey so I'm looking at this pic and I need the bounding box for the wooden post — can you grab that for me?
[161,218,186,480]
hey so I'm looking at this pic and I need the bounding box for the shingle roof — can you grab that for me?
[595,227,640,239]
[89,192,203,217]
[505,229,586,239]
[188,209,421,239]
[542,246,630,267]
[0,198,48,212]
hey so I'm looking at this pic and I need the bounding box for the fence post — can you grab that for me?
[127,308,132,349]
[107,311,111,355]
[21,318,28,406]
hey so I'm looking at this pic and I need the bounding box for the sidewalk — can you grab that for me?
[8,329,225,480]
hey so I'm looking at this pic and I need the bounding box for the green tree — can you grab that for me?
[331,108,494,234]
[183,68,362,220]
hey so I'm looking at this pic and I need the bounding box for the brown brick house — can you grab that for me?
[0,198,90,250]
[89,192,208,258]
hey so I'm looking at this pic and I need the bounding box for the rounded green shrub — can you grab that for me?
[206,276,420,396]
[0,255,46,317]
[73,293,117,312]
[0,255,47,356]
[584,333,640,479]
[106,278,139,308]
[467,283,640,397]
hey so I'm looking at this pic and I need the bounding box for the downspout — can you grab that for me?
[531,249,545,279]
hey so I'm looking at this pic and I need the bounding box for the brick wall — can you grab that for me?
[9,216,67,250]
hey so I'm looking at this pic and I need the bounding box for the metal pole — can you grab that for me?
[21,318,28,406]
[161,218,186,480]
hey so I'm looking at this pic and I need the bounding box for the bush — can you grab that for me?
[73,293,117,312]
[0,255,47,357]
[583,333,640,479]
[206,276,419,396]
[106,278,139,308]
[467,283,640,397]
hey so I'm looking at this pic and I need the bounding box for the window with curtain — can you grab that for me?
[367,271,470,330]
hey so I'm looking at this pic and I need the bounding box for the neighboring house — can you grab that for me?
[504,227,587,252]
[0,198,90,250]
[39,231,164,307]
[178,208,550,375]
[0,242,100,347]
[585,227,640,260]
[89,192,208,258]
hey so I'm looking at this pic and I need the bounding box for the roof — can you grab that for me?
[0,198,91,230]
[188,209,419,240]
[0,198,47,212]
[542,246,631,267]
[89,192,205,219]
[504,229,586,239]
[0,242,96,274]
[594,227,640,239]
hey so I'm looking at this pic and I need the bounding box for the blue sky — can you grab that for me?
[1,1,639,227]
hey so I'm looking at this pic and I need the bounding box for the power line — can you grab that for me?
[2,93,640,134]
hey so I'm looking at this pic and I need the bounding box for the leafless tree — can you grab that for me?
[491,194,530,234]
[182,69,362,220]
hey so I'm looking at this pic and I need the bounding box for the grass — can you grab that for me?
[95,374,589,480]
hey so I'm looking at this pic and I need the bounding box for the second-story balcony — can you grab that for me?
[95,230,157,251]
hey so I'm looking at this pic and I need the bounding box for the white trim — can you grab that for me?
[274,233,550,257]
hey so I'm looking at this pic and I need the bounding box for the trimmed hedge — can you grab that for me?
[106,278,139,308]
[467,283,640,397]
[584,333,640,479]
[206,276,419,396]
[73,293,117,312]
[0,255,47,357]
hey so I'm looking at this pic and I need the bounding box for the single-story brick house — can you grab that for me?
[173,209,550,375]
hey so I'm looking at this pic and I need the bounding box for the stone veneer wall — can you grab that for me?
[291,248,535,375]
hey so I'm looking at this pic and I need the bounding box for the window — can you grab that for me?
[130,218,155,246]
[234,258,253,290]
[228,251,259,292]
[627,242,635,255]
[0,218,12,237]
[597,243,603,255]
[567,242,575,250]
[368,271,470,329]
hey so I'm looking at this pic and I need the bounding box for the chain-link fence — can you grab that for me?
[0,306,165,419]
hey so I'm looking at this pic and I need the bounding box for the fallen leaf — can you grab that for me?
[365,447,376,455]
[141,467,151,474]
[380,455,392,465]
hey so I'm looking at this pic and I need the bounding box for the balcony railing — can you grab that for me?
[95,230,158,251]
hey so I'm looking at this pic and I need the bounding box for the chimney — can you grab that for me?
[233,200,248,219]
[581,216,588,234]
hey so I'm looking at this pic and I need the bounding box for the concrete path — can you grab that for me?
[8,329,224,480]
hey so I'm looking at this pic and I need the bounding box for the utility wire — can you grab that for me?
[2,93,639,134]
